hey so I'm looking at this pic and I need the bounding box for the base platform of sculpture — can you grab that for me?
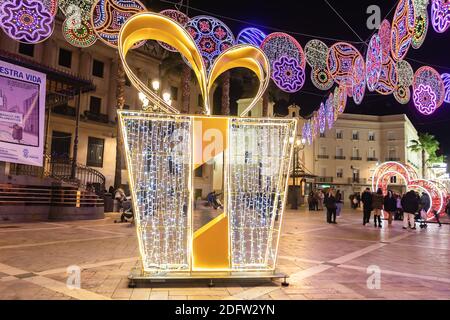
[128,268,289,288]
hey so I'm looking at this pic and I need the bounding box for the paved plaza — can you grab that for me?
[0,208,449,300]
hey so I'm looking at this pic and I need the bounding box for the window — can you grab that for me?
[318,146,327,158]
[292,112,296,118]
[336,147,344,157]
[390,176,397,183]
[388,147,397,159]
[388,131,396,141]
[195,164,203,178]
[369,147,376,159]
[369,131,375,141]
[352,130,359,140]
[89,96,102,114]
[18,43,34,57]
[336,130,343,139]
[58,48,72,68]
[87,137,105,168]
[336,168,344,178]
[92,59,104,78]
[352,169,360,182]
[51,131,71,159]
[352,147,360,158]
[170,86,179,101]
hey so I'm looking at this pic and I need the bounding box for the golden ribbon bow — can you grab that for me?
[118,12,270,117]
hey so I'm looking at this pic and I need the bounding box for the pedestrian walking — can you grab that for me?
[383,190,397,226]
[336,190,343,217]
[401,190,419,230]
[318,190,325,211]
[372,188,384,228]
[361,188,373,226]
[395,193,403,221]
[324,189,337,224]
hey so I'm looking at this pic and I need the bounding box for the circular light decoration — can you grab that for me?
[394,85,412,104]
[333,85,347,117]
[305,39,328,68]
[325,93,335,129]
[0,0,54,44]
[391,0,415,61]
[352,55,366,105]
[91,0,146,48]
[63,17,97,47]
[375,57,398,95]
[158,10,190,52]
[327,42,363,94]
[414,84,438,114]
[413,66,446,111]
[442,73,450,103]
[236,27,266,47]
[412,9,429,49]
[59,0,94,15]
[186,15,235,73]
[431,0,450,33]
[397,60,414,87]
[366,34,382,92]
[318,103,326,134]
[379,19,392,64]
[272,56,305,93]
[311,67,334,91]
[43,0,58,16]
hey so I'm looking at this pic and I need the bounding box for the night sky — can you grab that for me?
[146,0,450,156]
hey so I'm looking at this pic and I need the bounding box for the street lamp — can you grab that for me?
[152,79,160,92]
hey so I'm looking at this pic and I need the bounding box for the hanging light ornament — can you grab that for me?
[391,0,415,61]
[59,0,94,15]
[0,0,54,44]
[394,60,414,104]
[366,34,383,92]
[236,27,267,47]
[63,17,97,47]
[325,93,335,129]
[261,32,306,93]
[158,10,190,52]
[318,103,326,134]
[333,85,347,117]
[352,55,366,105]
[431,0,450,33]
[305,40,333,91]
[413,66,446,114]
[185,15,235,74]
[442,73,450,103]
[412,9,429,48]
[379,19,392,64]
[43,0,58,16]
[91,0,147,48]
[375,57,399,95]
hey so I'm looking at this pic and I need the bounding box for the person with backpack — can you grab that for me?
[372,188,384,228]
[383,190,397,226]
[401,190,419,230]
[361,188,373,226]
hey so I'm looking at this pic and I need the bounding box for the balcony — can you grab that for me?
[386,157,401,162]
[348,178,367,184]
[367,157,378,162]
[335,156,346,160]
[83,111,110,124]
[317,155,329,159]
[317,177,334,183]
[53,104,76,117]
[351,157,362,161]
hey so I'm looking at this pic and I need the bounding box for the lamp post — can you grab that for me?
[291,137,306,210]
[138,79,173,111]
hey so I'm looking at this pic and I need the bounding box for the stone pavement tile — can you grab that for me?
[112,288,133,300]
[188,295,226,300]
[226,286,244,296]
[169,295,187,300]
[167,288,229,296]
[268,288,291,300]
[149,290,169,300]
[0,279,53,300]
[223,286,279,300]
[287,294,308,300]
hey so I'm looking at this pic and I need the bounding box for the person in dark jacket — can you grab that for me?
[372,188,384,228]
[383,190,397,226]
[401,190,419,230]
[324,189,337,224]
[361,188,373,225]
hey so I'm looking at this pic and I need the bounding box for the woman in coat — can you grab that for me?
[324,189,337,224]
[372,188,384,228]
[383,190,397,226]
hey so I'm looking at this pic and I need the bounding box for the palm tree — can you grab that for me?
[114,56,126,189]
[408,133,441,178]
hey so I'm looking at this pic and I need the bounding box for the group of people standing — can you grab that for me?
[308,190,325,211]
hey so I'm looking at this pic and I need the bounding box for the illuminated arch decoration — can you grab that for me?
[327,42,362,95]
[379,19,392,64]
[325,93,335,129]
[43,0,58,16]
[236,27,266,47]
[413,66,446,114]
[272,56,305,93]
[117,13,294,276]
[186,15,235,74]
[442,73,450,103]
[372,161,444,218]
[431,0,450,33]
[394,60,414,104]
[333,85,347,116]
[0,0,54,44]
[412,9,429,49]
[91,0,147,48]
[59,0,94,15]
[352,55,366,105]
[375,57,398,95]
[63,17,97,47]
[318,103,326,133]
[158,10,190,52]
[366,34,382,92]
[391,0,415,61]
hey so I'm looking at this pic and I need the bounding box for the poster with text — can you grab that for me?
[0,59,45,166]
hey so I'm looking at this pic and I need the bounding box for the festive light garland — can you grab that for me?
[318,102,326,133]
[311,68,334,91]
[304,39,328,68]
[91,0,147,48]
[394,84,412,104]
[412,9,429,49]
[63,17,97,47]
[185,15,235,74]
[366,34,383,92]
[394,60,414,104]
[379,19,392,64]
[333,85,347,116]
[352,55,366,105]
[442,73,450,103]
[236,27,266,47]
[325,93,335,129]
[158,9,190,52]
[272,55,305,93]
[375,56,398,95]
[43,0,58,16]
[413,66,446,112]
[431,0,450,33]
[391,0,415,61]
[0,0,54,44]
[59,0,94,15]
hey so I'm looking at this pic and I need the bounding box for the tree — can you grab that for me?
[408,133,442,178]
[114,55,126,189]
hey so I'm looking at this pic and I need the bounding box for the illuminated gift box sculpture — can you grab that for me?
[118,13,297,278]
